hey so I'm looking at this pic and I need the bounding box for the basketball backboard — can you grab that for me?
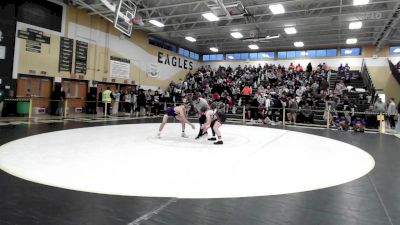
[114,0,137,37]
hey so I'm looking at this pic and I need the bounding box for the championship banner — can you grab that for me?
[147,63,159,78]
[110,56,130,79]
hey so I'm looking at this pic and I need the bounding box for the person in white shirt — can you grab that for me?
[123,90,131,113]
[112,90,121,115]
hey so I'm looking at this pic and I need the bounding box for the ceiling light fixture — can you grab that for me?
[394,48,400,53]
[353,0,369,6]
[149,20,165,27]
[284,27,297,34]
[349,21,362,29]
[346,38,357,44]
[231,32,243,39]
[185,36,197,42]
[202,12,220,22]
[248,44,259,50]
[269,4,285,14]
[210,47,219,52]
[294,42,304,47]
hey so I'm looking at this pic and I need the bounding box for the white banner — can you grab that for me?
[110,57,130,79]
[147,63,159,78]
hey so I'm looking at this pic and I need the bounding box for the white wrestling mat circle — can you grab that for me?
[0,123,375,198]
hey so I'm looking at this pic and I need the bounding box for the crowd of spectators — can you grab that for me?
[106,62,398,132]
[161,62,398,132]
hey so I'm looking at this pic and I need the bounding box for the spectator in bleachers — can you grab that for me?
[241,84,252,102]
[335,114,350,131]
[338,64,346,73]
[322,63,329,72]
[306,63,312,73]
[345,63,350,71]
[296,64,303,72]
[299,101,314,124]
[289,63,295,71]
[352,116,366,132]
[286,97,298,124]
[320,78,329,95]
[335,79,346,96]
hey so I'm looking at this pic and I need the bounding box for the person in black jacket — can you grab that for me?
[137,89,146,116]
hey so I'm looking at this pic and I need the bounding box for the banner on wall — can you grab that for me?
[147,63,159,78]
[110,56,130,79]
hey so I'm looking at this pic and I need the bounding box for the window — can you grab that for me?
[249,53,258,59]
[389,46,400,55]
[258,52,274,59]
[278,51,287,59]
[240,53,249,59]
[226,53,240,60]
[306,50,316,57]
[183,49,190,57]
[326,49,337,57]
[287,51,296,58]
[190,51,195,59]
[149,36,177,52]
[295,51,306,58]
[179,48,200,60]
[202,54,223,61]
[316,50,327,57]
[341,48,361,56]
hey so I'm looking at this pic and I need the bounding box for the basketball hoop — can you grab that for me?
[131,16,136,25]
[131,14,144,26]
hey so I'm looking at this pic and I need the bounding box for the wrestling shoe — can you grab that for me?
[195,132,207,140]
[214,140,223,145]
[181,133,189,138]
[208,137,217,141]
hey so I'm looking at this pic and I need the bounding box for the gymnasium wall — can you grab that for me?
[0,4,17,91]
[13,5,199,91]
[11,3,400,98]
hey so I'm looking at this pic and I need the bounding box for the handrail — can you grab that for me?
[387,58,400,85]
[361,59,377,104]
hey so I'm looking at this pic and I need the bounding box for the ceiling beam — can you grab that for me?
[137,1,204,12]
[147,9,392,35]
[195,32,378,46]
[139,0,397,25]
[374,2,400,52]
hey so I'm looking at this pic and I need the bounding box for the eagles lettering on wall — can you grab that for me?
[157,52,194,70]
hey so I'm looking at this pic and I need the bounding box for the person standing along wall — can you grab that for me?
[137,89,146,116]
[112,90,121,115]
[387,98,396,129]
[102,87,112,116]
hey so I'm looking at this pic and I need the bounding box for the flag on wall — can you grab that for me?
[147,63,159,78]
